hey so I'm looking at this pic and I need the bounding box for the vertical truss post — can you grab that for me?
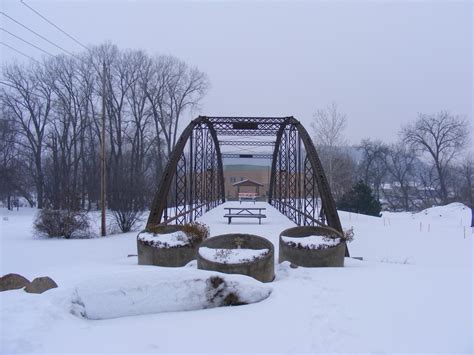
[303,155,315,226]
[194,125,204,219]
[288,126,297,224]
[205,129,214,212]
[188,130,194,223]
[297,135,302,225]
[274,155,281,210]
[175,153,187,224]
[279,129,288,215]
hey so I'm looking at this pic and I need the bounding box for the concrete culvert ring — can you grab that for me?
[279,226,346,267]
[137,225,198,267]
[197,233,275,282]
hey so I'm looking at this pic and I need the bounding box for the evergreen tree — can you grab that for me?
[337,181,382,217]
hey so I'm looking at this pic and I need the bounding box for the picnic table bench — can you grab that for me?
[238,192,257,204]
[224,207,267,224]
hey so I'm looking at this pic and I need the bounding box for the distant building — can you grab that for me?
[224,164,270,199]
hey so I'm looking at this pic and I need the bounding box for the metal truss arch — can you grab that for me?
[267,117,347,254]
[146,116,225,228]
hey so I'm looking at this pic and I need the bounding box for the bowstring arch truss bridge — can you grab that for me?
[146,116,347,256]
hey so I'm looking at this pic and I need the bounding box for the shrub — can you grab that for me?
[337,181,382,217]
[111,209,143,233]
[342,227,355,243]
[181,222,210,246]
[108,183,144,233]
[34,209,91,239]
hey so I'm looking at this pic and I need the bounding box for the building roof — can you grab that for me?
[232,179,264,187]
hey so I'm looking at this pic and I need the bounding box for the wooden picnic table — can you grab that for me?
[224,207,267,224]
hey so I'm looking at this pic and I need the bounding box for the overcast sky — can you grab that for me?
[1,0,472,144]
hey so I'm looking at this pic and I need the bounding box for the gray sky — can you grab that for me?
[1,0,472,144]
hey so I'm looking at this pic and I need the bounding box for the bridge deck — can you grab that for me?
[197,201,297,255]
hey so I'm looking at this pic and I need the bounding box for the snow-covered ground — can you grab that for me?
[0,202,472,353]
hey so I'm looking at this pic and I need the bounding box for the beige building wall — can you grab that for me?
[223,164,270,199]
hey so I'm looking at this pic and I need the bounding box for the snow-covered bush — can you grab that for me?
[34,209,91,239]
[146,221,210,247]
[181,222,210,246]
[341,227,354,243]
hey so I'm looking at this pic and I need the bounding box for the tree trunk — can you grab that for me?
[435,162,448,204]
[36,176,44,209]
[471,207,473,228]
[402,187,409,211]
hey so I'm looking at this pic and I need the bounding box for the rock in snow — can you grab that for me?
[24,276,58,294]
[0,273,30,292]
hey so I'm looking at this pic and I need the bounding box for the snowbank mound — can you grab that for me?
[70,269,272,320]
[414,202,471,220]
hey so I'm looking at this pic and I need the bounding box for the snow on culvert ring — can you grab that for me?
[70,269,272,320]
[196,234,275,282]
[281,235,342,250]
[198,247,270,264]
[137,231,191,248]
[137,227,200,267]
[279,226,346,267]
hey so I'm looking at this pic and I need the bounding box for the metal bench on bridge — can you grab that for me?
[238,192,258,204]
[224,207,266,224]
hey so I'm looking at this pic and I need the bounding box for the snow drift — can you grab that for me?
[70,268,272,320]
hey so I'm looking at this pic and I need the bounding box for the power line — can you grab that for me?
[1,11,80,58]
[0,41,40,62]
[20,0,89,51]
[0,27,54,56]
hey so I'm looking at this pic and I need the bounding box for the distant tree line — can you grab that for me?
[312,104,472,212]
[1,45,471,229]
[0,42,209,231]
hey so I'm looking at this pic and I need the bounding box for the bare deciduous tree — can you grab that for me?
[452,153,473,226]
[311,102,348,190]
[329,150,357,201]
[1,42,209,236]
[146,55,209,157]
[402,111,470,204]
[0,111,34,208]
[357,139,386,200]
[1,62,53,208]
[381,143,417,210]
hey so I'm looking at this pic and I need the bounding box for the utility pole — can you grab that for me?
[101,60,107,237]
